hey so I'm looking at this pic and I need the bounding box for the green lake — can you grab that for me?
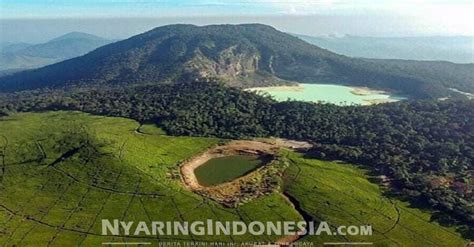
[194,155,266,186]
[249,83,405,105]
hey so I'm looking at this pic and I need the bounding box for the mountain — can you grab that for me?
[0,32,113,71]
[364,59,474,96]
[48,31,107,42]
[296,34,474,64]
[0,24,473,99]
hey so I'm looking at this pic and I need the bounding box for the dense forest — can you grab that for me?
[0,80,472,237]
[1,24,473,99]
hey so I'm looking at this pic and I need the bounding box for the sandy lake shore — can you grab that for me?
[363,98,401,105]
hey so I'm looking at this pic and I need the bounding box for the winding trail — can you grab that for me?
[382,199,401,234]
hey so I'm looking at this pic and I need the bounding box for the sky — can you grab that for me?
[0,0,473,43]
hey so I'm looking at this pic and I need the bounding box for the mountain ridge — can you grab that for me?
[0,32,112,71]
[49,32,108,42]
[0,24,473,99]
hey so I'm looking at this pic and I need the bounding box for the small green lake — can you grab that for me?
[249,83,405,105]
[194,155,267,186]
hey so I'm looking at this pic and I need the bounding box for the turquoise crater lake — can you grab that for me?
[248,83,405,105]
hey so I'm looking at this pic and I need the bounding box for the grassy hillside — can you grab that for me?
[0,112,302,245]
[0,111,468,245]
[282,151,467,246]
[1,82,473,232]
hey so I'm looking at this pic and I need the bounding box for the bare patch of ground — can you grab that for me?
[350,86,389,96]
[263,138,313,151]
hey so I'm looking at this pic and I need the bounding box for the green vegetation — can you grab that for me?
[282,151,467,246]
[1,81,472,236]
[0,24,472,99]
[194,155,266,186]
[0,112,303,245]
[0,111,470,245]
[136,124,167,135]
[0,23,471,246]
[0,111,468,245]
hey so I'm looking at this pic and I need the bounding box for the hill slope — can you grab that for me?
[282,151,467,245]
[0,32,112,71]
[0,111,467,245]
[1,81,473,237]
[0,24,473,99]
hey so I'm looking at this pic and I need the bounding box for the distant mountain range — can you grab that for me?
[295,34,474,64]
[0,32,113,71]
[0,24,472,99]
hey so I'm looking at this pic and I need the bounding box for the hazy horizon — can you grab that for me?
[1,0,473,43]
[2,16,474,44]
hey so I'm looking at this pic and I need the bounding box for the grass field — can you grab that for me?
[0,112,302,245]
[0,111,468,246]
[282,151,468,246]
